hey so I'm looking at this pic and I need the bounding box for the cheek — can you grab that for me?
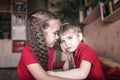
[44,32,51,45]
[46,34,51,41]
[46,33,54,43]
[49,33,55,40]
[72,38,79,45]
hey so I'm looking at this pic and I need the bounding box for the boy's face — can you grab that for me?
[60,30,82,52]
[43,19,61,48]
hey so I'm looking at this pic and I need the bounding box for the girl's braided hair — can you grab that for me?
[26,9,60,71]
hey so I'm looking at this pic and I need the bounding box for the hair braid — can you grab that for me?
[26,9,60,71]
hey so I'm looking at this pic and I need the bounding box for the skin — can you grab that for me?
[47,30,91,80]
[60,31,82,52]
[44,20,61,48]
[27,20,78,80]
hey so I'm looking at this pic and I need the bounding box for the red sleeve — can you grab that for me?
[22,44,38,65]
[81,45,97,65]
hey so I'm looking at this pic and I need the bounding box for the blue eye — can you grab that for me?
[54,32,57,34]
[60,40,64,44]
[68,36,72,40]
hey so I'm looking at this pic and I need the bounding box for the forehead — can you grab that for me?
[59,29,76,38]
[49,19,61,27]
[45,19,61,32]
[60,29,75,36]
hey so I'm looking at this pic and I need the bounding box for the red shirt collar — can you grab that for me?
[74,42,85,57]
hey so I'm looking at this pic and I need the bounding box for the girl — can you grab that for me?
[48,23,105,80]
[17,9,77,80]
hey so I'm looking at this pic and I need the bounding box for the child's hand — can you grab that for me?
[63,57,69,71]
[60,44,66,52]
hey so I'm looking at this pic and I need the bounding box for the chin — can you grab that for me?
[49,44,54,48]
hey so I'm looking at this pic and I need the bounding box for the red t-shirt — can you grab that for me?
[17,44,54,80]
[48,48,54,70]
[74,42,105,80]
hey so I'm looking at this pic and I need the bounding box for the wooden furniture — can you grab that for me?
[100,2,120,22]
[80,1,120,24]
[0,0,27,68]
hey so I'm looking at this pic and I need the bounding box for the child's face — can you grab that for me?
[43,19,61,48]
[60,30,82,52]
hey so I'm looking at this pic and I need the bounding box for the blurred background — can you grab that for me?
[0,0,120,80]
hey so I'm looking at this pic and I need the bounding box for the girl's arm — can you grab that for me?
[27,63,79,80]
[47,60,91,80]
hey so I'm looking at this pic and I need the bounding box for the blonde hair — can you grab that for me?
[59,22,83,38]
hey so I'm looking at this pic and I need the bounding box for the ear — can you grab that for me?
[78,32,83,41]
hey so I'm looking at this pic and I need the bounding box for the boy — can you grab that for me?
[48,23,105,80]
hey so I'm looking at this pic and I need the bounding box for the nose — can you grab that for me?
[56,34,59,39]
[64,40,69,46]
